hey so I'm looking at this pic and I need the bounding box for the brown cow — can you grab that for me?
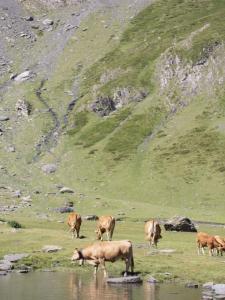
[214,235,225,256]
[95,216,115,241]
[145,219,162,248]
[67,212,82,239]
[71,240,134,277]
[196,232,225,256]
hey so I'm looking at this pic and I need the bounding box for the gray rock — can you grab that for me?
[15,99,31,117]
[213,284,225,295]
[14,71,32,82]
[147,276,158,283]
[0,271,7,276]
[42,164,57,174]
[164,216,197,232]
[59,187,74,194]
[31,24,39,29]
[0,261,13,271]
[3,253,29,262]
[65,201,74,207]
[64,24,77,31]
[82,215,99,221]
[25,16,34,21]
[42,245,62,253]
[0,115,9,121]
[21,195,31,201]
[203,282,214,290]
[58,207,74,213]
[107,276,142,284]
[90,96,116,117]
[12,190,21,198]
[6,146,15,153]
[42,19,54,26]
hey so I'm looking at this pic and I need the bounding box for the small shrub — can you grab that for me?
[7,220,23,229]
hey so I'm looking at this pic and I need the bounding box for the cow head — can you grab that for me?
[71,249,80,261]
[95,229,102,240]
[71,248,84,265]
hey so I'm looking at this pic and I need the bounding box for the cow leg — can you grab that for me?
[94,263,99,276]
[100,259,107,277]
[201,246,205,255]
[72,228,75,239]
[76,226,80,239]
[208,247,213,256]
[124,260,129,277]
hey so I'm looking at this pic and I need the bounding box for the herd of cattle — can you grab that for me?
[67,212,225,277]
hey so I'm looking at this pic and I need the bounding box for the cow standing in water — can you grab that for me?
[71,240,134,277]
[145,219,162,248]
[67,212,82,239]
[95,216,115,241]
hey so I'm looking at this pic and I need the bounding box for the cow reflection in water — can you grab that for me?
[68,273,142,300]
[68,273,158,300]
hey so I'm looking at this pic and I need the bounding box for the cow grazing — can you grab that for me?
[71,240,134,277]
[67,212,82,239]
[196,232,224,256]
[214,235,225,256]
[145,219,162,248]
[95,216,115,241]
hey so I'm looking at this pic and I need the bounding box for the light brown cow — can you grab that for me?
[95,216,115,241]
[196,232,225,256]
[145,219,162,248]
[67,212,82,239]
[71,240,134,277]
[214,235,225,256]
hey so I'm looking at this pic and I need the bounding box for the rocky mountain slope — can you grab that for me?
[1,0,225,222]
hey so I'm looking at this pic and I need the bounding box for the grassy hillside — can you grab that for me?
[45,0,225,222]
[1,0,225,221]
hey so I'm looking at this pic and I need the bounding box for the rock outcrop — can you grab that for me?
[164,216,197,232]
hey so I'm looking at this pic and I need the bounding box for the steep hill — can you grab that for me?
[1,0,225,222]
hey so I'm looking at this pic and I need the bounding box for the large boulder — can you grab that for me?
[14,71,32,82]
[164,216,197,232]
[213,284,225,296]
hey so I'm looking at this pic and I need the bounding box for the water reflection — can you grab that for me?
[0,271,201,300]
[69,273,143,300]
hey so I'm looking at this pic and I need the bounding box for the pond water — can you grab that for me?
[0,272,201,300]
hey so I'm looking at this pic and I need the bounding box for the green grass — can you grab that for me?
[71,107,131,147]
[104,106,163,159]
